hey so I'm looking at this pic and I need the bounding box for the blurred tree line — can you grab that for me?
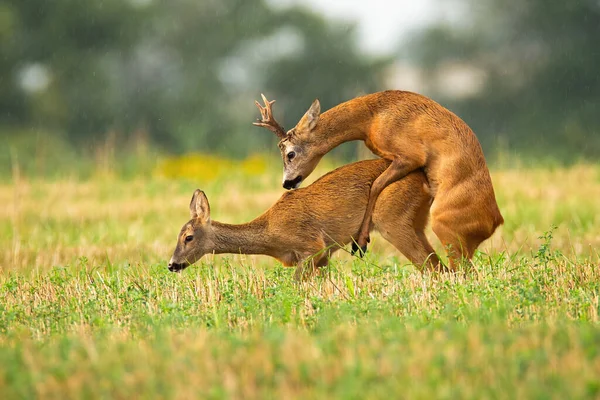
[0,0,387,161]
[0,0,598,169]
[407,0,599,159]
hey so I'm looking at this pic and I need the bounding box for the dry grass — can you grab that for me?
[0,163,599,398]
[1,163,599,270]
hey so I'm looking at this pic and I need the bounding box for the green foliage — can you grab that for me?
[0,253,599,397]
[408,0,600,160]
[535,225,557,268]
[1,166,600,396]
[1,0,597,171]
[0,0,390,160]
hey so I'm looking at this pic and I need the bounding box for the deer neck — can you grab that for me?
[312,100,372,156]
[210,217,273,257]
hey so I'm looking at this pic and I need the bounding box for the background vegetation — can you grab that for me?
[406,0,600,159]
[0,0,598,179]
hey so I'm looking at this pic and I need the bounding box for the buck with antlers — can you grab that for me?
[168,159,440,279]
[253,92,503,269]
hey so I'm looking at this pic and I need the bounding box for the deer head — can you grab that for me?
[254,94,324,190]
[168,189,214,272]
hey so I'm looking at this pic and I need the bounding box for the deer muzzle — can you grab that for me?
[283,175,303,190]
[168,259,188,272]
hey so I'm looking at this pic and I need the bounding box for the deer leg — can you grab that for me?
[312,254,331,278]
[375,199,443,271]
[354,157,420,256]
[406,231,444,271]
[293,258,314,281]
[294,255,329,281]
[293,238,329,281]
[431,219,475,271]
[294,248,338,282]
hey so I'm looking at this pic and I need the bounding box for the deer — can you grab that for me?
[253,91,504,270]
[168,158,441,280]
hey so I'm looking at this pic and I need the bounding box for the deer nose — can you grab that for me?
[282,180,294,190]
[168,260,188,272]
[168,260,180,272]
[283,175,303,190]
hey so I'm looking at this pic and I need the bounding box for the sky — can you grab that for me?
[269,0,449,55]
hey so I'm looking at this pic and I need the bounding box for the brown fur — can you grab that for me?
[275,90,504,269]
[168,159,440,280]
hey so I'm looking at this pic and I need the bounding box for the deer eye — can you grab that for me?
[185,235,193,243]
[287,151,296,161]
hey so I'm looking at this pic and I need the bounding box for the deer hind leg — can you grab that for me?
[431,195,494,271]
[375,187,442,271]
[379,228,442,271]
[431,218,482,271]
[356,157,423,255]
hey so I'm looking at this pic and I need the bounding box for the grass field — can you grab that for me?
[1,159,599,399]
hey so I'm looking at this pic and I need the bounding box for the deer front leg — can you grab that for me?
[294,257,314,281]
[293,252,331,281]
[293,236,331,281]
[354,157,421,256]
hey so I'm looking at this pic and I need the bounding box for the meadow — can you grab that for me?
[1,155,599,399]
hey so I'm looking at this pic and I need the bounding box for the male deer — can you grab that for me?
[253,92,503,269]
[168,159,440,280]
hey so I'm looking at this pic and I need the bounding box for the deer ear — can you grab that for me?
[189,189,211,223]
[303,99,320,130]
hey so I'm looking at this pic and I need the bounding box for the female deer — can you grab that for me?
[168,159,440,280]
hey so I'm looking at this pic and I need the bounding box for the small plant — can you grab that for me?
[535,225,557,268]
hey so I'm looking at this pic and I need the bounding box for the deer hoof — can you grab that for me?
[351,242,369,258]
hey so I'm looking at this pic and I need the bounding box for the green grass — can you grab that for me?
[1,163,599,398]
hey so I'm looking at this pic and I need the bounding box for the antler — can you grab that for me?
[253,94,286,139]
